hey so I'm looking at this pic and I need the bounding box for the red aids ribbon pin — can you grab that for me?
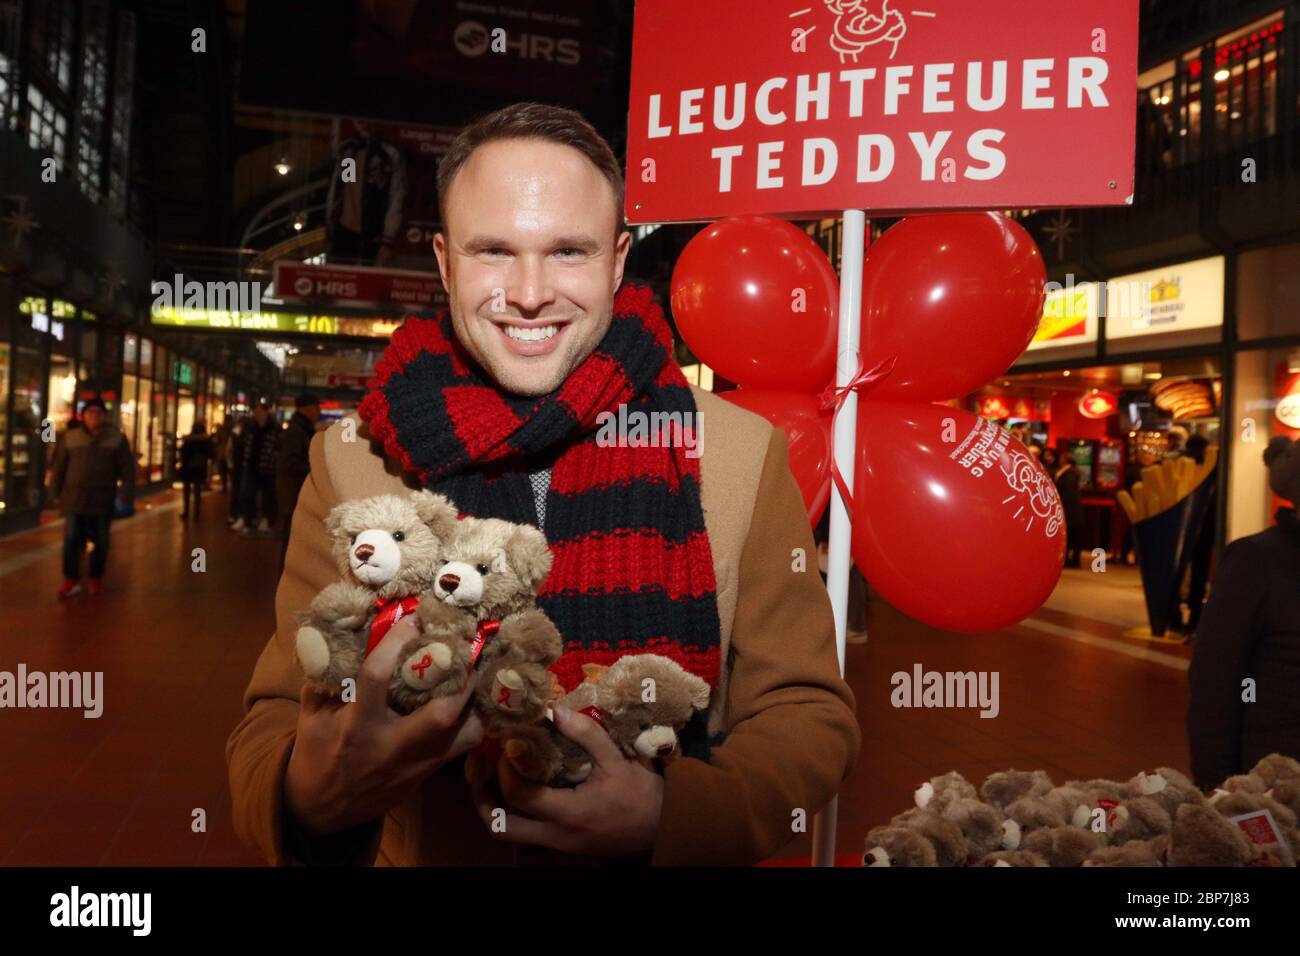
[366,595,421,656]
[467,618,501,668]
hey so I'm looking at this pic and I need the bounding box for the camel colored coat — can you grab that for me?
[226,386,860,865]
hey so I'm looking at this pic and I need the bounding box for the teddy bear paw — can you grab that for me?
[295,626,330,680]
[491,668,529,713]
[401,642,453,690]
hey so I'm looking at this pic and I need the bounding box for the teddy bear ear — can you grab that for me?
[409,491,460,540]
[688,677,710,712]
[506,524,553,590]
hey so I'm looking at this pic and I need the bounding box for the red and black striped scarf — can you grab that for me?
[358,282,721,696]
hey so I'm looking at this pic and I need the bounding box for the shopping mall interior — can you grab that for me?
[0,0,1298,871]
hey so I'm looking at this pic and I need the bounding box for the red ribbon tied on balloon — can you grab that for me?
[817,353,898,515]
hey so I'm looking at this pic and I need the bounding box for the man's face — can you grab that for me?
[302,404,321,423]
[434,138,631,397]
[253,406,269,426]
[83,408,105,432]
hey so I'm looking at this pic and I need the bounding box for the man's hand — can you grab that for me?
[469,705,664,857]
[284,616,482,836]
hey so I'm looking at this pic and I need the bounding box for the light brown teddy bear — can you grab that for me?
[504,655,710,786]
[980,769,1053,813]
[914,771,978,814]
[410,514,564,732]
[295,490,469,713]
[863,826,939,867]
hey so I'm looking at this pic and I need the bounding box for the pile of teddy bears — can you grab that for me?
[864,755,1300,866]
[292,489,710,786]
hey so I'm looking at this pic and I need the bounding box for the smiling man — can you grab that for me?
[227,102,859,866]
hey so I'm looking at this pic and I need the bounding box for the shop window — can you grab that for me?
[0,342,8,510]
[48,354,76,429]
[119,373,138,456]
[7,346,45,512]
[1236,243,1300,340]
[77,1,110,202]
[1210,15,1283,152]
[108,12,136,218]
[1229,345,1300,541]
[0,0,18,131]
[26,84,68,169]
[29,0,74,93]
[123,333,138,373]
[140,338,154,379]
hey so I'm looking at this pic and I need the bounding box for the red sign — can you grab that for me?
[274,262,446,310]
[1078,390,1118,419]
[626,0,1138,222]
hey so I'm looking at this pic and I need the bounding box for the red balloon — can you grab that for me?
[861,214,1045,401]
[720,389,832,525]
[671,215,838,392]
[851,403,1065,632]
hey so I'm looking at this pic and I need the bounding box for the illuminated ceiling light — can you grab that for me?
[274,156,292,176]
[292,217,304,232]
[1214,69,1231,82]
[1062,370,1071,377]
[1231,111,1241,119]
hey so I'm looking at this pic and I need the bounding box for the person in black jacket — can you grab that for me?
[232,403,280,535]
[276,394,321,567]
[1187,436,1300,787]
[1046,447,1085,568]
[177,420,214,521]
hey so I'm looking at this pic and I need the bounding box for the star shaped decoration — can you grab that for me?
[100,260,128,297]
[1041,209,1077,261]
[1,194,40,248]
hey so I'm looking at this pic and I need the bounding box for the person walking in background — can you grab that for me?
[226,417,246,524]
[212,420,232,490]
[177,420,214,521]
[232,403,280,535]
[48,399,135,598]
[1048,446,1085,568]
[275,394,321,567]
[1187,436,1300,786]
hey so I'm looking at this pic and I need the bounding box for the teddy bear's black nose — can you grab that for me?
[354,544,375,563]
[439,573,460,593]
[656,742,674,757]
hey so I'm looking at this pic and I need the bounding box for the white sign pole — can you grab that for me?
[811,208,867,868]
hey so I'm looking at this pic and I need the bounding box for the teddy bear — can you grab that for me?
[1167,802,1256,867]
[294,490,470,713]
[886,808,968,867]
[914,771,978,813]
[863,826,938,867]
[1253,753,1300,789]
[1022,825,1106,866]
[1127,767,1205,819]
[976,850,1049,867]
[1000,795,1066,851]
[937,797,1007,862]
[1208,790,1300,865]
[503,655,711,786]
[1082,839,1165,867]
[1043,784,1093,828]
[1103,796,1172,845]
[408,514,564,730]
[980,769,1053,812]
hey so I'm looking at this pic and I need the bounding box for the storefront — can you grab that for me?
[970,243,1300,634]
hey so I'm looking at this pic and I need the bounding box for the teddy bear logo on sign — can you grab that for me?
[790,1,935,63]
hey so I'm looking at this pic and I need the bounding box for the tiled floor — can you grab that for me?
[0,488,1193,865]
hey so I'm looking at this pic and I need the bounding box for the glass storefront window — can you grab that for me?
[8,347,46,512]
[1237,242,1300,341]
[47,353,76,428]
[123,333,138,373]
[140,337,154,378]
[119,373,139,455]
[135,378,152,483]
[0,343,9,511]
[1229,345,1300,542]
